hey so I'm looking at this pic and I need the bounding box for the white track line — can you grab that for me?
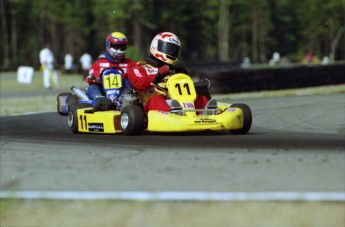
[8,111,53,116]
[0,191,344,201]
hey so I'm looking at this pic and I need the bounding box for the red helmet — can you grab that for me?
[106,32,128,61]
[150,32,181,65]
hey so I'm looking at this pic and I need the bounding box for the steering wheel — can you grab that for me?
[150,82,168,97]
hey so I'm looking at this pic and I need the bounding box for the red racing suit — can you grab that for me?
[87,56,136,84]
[126,60,209,113]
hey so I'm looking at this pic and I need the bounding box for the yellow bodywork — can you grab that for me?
[74,102,242,134]
[76,108,122,134]
[147,74,244,132]
[73,74,245,134]
[147,107,243,132]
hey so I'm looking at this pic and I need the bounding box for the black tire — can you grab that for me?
[68,103,92,134]
[68,95,79,112]
[94,97,114,111]
[120,105,145,135]
[57,92,72,116]
[230,103,252,134]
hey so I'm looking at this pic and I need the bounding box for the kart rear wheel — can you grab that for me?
[120,105,145,135]
[230,103,252,134]
[68,95,79,112]
[68,103,93,134]
[57,92,72,116]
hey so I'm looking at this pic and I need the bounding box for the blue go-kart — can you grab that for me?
[57,67,134,116]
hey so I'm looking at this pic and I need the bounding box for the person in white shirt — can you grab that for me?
[39,43,58,89]
[79,52,92,79]
[64,53,74,73]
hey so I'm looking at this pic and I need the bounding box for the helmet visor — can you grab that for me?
[158,40,180,58]
[110,43,127,51]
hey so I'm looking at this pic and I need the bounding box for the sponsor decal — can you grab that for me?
[227,108,237,112]
[194,118,216,124]
[183,102,195,109]
[100,63,110,67]
[146,68,158,74]
[169,37,180,45]
[134,68,143,77]
[159,111,169,114]
[88,123,104,132]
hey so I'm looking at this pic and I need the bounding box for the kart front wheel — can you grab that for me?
[120,105,145,135]
[68,103,92,134]
[230,103,252,134]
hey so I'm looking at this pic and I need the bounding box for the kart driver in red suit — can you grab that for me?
[85,32,136,100]
[126,32,211,113]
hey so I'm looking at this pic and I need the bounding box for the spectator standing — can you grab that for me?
[241,57,251,68]
[39,43,58,89]
[303,51,314,64]
[269,52,280,66]
[80,52,92,79]
[321,56,330,65]
[64,53,74,73]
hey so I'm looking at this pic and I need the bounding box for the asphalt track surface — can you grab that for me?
[0,94,344,193]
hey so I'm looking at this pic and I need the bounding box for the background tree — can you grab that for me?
[325,0,345,62]
[268,0,300,60]
[218,0,231,61]
[1,0,344,70]
[296,0,345,62]
[1,0,10,69]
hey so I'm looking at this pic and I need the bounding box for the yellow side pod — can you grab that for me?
[76,108,122,134]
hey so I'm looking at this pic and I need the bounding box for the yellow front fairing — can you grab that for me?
[147,107,243,132]
[166,73,197,117]
[76,108,122,133]
[148,74,243,132]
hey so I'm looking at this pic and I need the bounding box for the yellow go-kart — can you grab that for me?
[67,72,252,135]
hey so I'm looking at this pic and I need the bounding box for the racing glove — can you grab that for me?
[86,75,98,84]
[153,65,170,84]
[158,65,170,76]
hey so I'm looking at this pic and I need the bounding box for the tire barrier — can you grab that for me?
[186,63,345,94]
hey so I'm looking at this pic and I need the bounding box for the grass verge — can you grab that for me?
[1,199,344,227]
[0,71,85,116]
[1,71,344,116]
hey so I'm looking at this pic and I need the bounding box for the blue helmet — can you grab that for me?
[105,32,128,62]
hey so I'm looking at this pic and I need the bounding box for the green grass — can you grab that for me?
[1,70,344,116]
[1,200,344,227]
[0,71,86,116]
[0,71,86,91]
